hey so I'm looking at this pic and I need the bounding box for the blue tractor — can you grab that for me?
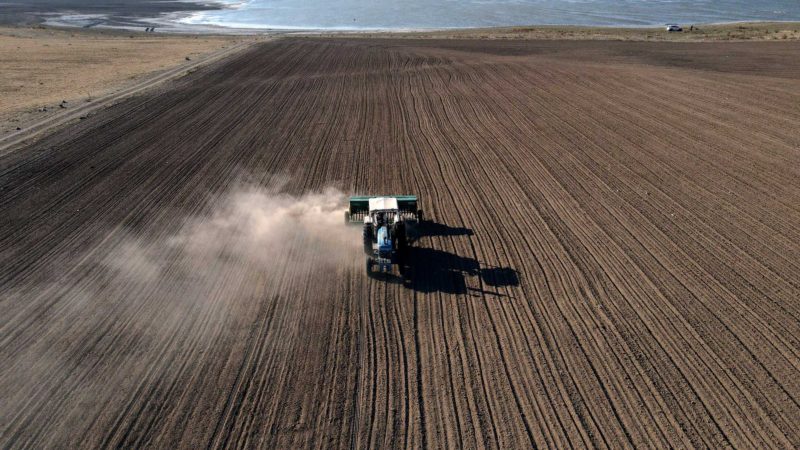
[345,195,423,275]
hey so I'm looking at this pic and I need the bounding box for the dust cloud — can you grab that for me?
[1,185,362,435]
[169,186,361,276]
[103,185,362,288]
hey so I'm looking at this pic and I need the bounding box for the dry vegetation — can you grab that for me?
[2,37,799,448]
[0,26,245,132]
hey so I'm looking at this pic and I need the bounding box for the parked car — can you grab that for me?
[666,24,683,32]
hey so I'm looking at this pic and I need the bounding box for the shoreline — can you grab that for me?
[12,21,800,44]
[173,18,800,33]
[24,12,800,41]
[3,0,798,36]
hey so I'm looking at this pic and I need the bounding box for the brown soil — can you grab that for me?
[1,38,799,448]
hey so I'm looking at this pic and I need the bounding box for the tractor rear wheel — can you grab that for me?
[362,224,373,255]
[394,222,407,251]
[366,257,375,276]
[416,209,424,222]
[344,211,351,224]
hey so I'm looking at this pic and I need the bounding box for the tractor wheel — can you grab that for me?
[395,222,407,251]
[362,224,373,255]
[416,209,424,222]
[397,246,407,275]
[366,257,375,276]
[344,211,351,224]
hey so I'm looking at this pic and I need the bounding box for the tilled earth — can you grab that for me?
[1,38,799,449]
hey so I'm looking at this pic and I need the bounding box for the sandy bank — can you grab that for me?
[0,26,252,135]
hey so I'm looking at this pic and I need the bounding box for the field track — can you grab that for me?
[2,38,800,448]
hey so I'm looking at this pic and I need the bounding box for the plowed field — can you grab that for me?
[2,38,799,448]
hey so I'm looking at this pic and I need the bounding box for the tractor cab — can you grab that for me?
[376,225,393,255]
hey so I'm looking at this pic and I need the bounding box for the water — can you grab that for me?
[179,0,800,30]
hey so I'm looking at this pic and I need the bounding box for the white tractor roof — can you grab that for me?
[369,197,399,211]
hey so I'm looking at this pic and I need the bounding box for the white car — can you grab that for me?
[666,24,683,32]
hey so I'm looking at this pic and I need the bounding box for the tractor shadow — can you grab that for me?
[408,220,473,240]
[371,220,519,296]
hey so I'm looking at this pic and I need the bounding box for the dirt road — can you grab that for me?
[2,38,799,448]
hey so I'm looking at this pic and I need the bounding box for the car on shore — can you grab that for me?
[666,24,683,32]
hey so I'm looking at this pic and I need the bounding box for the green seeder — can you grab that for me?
[345,195,421,224]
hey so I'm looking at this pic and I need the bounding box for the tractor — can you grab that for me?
[345,195,423,275]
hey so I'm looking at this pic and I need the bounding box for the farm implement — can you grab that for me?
[345,195,423,275]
